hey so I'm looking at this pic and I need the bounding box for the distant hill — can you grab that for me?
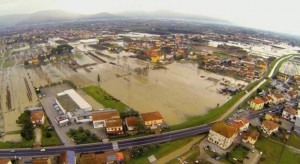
[0,10,230,28]
[118,10,231,24]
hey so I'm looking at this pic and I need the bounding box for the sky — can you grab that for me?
[0,0,300,35]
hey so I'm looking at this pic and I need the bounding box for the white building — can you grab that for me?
[208,122,238,149]
[55,89,92,114]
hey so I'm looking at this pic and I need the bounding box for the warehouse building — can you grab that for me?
[55,89,92,114]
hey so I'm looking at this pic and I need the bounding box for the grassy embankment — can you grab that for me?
[124,137,193,164]
[82,85,128,112]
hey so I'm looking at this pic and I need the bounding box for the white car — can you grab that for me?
[10,150,15,153]
[40,149,46,152]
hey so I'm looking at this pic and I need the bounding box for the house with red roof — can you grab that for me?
[250,97,265,110]
[208,122,238,149]
[242,129,260,145]
[228,117,250,132]
[261,120,279,136]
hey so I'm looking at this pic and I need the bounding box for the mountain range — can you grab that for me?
[0,10,230,28]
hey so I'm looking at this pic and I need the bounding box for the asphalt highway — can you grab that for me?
[0,104,285,158]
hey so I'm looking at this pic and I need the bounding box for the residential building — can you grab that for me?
[30,110,45,126]
[287,90,298,99]
[79,152,124,164]
[242,130,260,145]
[125,117,140,131]
[60,151,76,164]
[208,122,238,149]
[92,110,120,128]
[141,111,163,129]
[269,93,285,104]
[32,157,52,164]
[250,97,265,110]
[228,117,250,132]
[106,118,124,135]
[282,107,297,122]
[261,120,279,136]
[265,113,279,122]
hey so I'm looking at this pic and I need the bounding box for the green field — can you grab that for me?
[82,86,128,112]
[278,147,300,163]
[286,133,300,149]
[255,137,300,164]
[125,137,193,164]
[0,139,34,148]
[230,146,249,161]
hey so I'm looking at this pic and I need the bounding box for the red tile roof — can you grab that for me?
[141,111,163,122]
[125,117,140,127]
[262,120,279,130]
[251,98,265,104]
[211,122,238,138]
[30,111,44,122]
[92,111,120,121]
[284,107,297,115]
[229,117,250,130]
[242,130,260,141]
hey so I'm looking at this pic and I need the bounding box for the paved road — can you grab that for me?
[217,54,292,121]
[0,106,283,158]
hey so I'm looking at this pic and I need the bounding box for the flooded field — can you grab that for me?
[73,50,246,125]
[0,46,247,139]
[0,66,39,137]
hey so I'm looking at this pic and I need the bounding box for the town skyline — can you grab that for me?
[0,0,300,36]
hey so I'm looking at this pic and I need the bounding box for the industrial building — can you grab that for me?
[55,89,92,114]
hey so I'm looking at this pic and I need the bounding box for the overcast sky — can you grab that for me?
[0,0,299,35]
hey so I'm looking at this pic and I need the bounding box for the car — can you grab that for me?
[233,158,237,161]
[259,151,263,156]
[216,157,221,160]
[40,149,46,152]
[10,150,15,153]
[251,150,255,153]
[245,156,250,159]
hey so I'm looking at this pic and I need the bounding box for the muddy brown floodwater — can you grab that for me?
[74,51,247,125]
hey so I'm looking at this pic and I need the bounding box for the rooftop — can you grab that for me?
[251,97,265,104]
[106,118,123,128]
[262,120,279,130]
[30,110,44,122]
[141,111,163,122]
[56,94,80,112]
[57,89,91,111]
[92,110,120,121]
[284,107,297,115]
[211,122,238,138]
[242,129,260,141]
[125,117,140,127]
